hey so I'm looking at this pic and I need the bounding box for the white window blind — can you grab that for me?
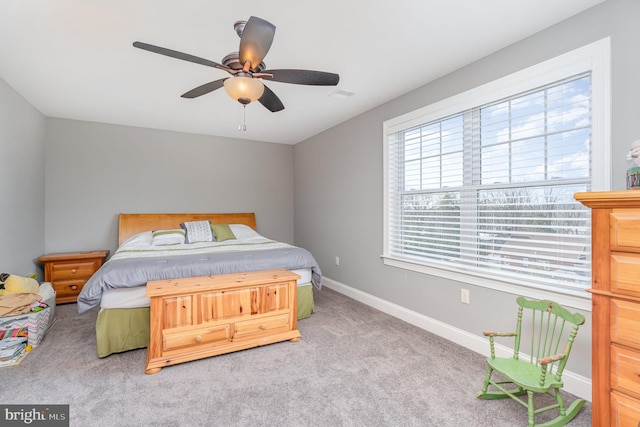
[386,74,593,294]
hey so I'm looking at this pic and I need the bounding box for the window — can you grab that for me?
[383,39,610,309]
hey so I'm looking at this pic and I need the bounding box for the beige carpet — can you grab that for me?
[0,288,592,426]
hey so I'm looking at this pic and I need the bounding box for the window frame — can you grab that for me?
[382,38,611,311]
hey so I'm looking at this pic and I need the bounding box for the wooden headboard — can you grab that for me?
[118,213,257,245]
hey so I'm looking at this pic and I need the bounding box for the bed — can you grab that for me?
[77,213,321,358]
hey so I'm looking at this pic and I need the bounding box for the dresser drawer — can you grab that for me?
[163,323,232,352]
[611,345,640,400]
[611,211,640,252]
[611,391,640,426]
[611,299,640,350]
[49,260,100,281]
[611,253,640,297]
[234,312,291,339]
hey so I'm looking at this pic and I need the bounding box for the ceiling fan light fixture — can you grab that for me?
[224,76,264,105]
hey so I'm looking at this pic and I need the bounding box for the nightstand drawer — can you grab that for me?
[49,260,101,281]
[52,280,86,299]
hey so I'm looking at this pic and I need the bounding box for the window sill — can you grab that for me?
[381,255,591,312]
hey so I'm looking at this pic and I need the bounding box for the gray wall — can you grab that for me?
[0,77,46,276]
[45,118,295,255]
[293,0,640,381]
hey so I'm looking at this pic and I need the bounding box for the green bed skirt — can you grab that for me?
[95,283,315,358]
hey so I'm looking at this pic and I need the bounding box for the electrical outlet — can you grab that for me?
[460,288,470,304]
[335,256,340,266]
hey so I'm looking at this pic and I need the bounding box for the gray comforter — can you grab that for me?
[77,247,322,313]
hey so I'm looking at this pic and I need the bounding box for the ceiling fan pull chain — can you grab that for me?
[238,104,247,131]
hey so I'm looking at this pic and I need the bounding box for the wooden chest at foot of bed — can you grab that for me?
[145,269,301,374]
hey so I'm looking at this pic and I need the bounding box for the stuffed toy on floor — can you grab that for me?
[0,273,40,296]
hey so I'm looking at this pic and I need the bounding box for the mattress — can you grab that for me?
[100,268,313,310]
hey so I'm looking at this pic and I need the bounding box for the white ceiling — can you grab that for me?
[0,0,604,145]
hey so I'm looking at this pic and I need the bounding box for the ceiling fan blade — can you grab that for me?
[181,78,227,99]
[239,16,276,70]
[263,69,339,86]
[258,84,285,112]
[133,41,232,73]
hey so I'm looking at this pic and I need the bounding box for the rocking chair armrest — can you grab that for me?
[484,331,516,360]
[483,331,516,337]
[539,353,565,365]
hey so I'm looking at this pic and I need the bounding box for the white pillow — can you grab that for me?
[180,220,214,243]
[229,224,263,240]
[121,231,152,248]
[151,229,186,246]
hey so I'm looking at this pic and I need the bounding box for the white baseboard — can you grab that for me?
[322,277,592,402]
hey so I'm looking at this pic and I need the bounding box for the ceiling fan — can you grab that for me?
[133,16,340,113]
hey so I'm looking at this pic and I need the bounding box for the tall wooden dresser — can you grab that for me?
[575,191,640,426]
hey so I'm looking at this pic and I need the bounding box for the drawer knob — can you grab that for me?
[260,324,267,330]
[71,268,77,274]
[195,335,202,343]
[71,285,78,291]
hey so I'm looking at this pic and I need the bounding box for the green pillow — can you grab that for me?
[211,223,236,242]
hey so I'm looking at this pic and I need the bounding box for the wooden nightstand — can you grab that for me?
[38,250,109,304]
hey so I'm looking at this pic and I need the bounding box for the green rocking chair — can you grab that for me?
[476,296,586,427]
